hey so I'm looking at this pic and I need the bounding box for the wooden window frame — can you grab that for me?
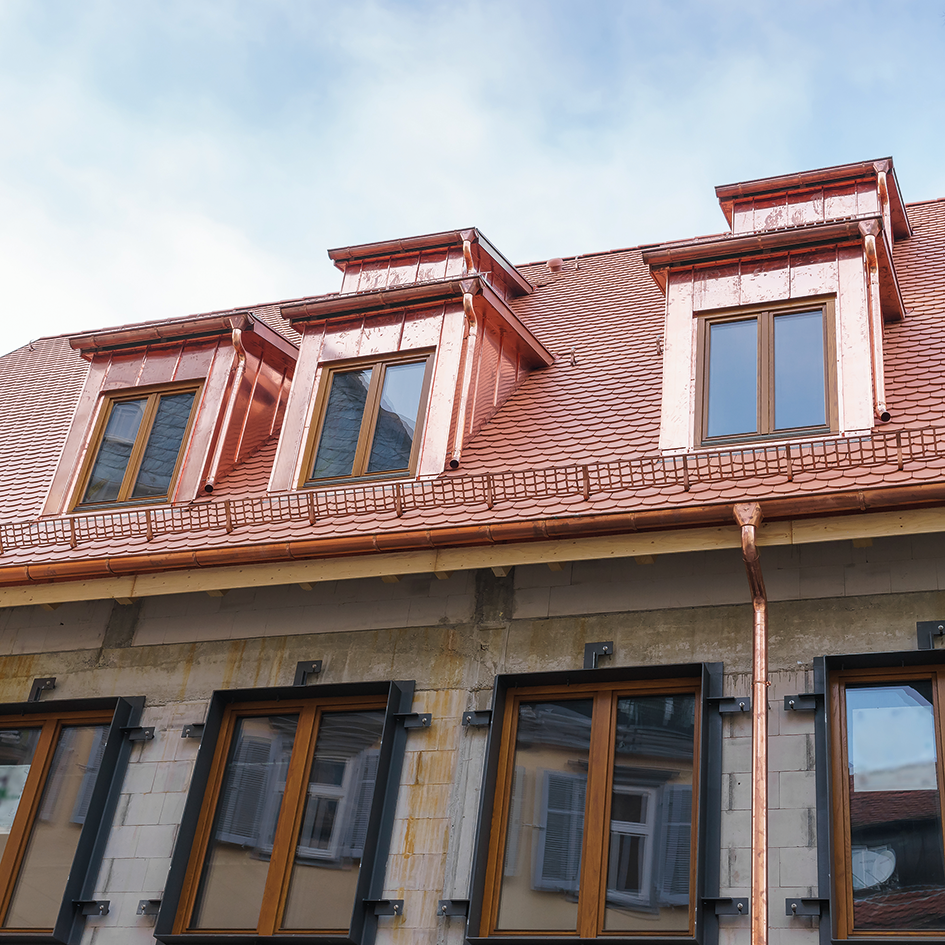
[301,350,434,487]
[155,680,414,945]
[829,663,945,940]
[477,674,704,941]
[73,382,202,509]
[0,696,142,944]
[695,297,838,447]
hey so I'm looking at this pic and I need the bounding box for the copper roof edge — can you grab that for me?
[714,158,894,199]
[4,482,945,590]
[641,217,878,269]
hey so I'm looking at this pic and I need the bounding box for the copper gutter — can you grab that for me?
[203,325,247,493]
[5,480,945,589]
[734,503,768,945]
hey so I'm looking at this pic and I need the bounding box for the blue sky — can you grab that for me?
[1,0,944,355]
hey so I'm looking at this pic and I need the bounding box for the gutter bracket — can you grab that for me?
[584,641,614,670]
[917,620,945,650]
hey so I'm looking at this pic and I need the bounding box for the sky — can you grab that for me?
[1,0,944,356]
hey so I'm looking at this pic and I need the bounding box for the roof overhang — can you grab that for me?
[716,158,912,240]
[280,276,553,368]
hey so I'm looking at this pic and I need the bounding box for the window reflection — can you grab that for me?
[845,682,945,930]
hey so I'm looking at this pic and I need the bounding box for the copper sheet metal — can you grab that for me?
[734,502,767,945]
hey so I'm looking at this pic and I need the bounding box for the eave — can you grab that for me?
[3,483,945,604]
[281,276,553,367]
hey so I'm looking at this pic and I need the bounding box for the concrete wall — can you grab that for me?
[1,532,944,944]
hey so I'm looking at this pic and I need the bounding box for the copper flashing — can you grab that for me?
[281,277,553,368]
[69,313,255,358]
[5,481,945,590]
[327,227,533,296]
[716,158,911,240]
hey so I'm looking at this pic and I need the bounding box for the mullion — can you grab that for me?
[115,393,160,501]
[258,704,319,934]
[351,364,387,476]
[759,311,772,435]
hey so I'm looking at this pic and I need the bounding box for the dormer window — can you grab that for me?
[698,300,836,444]
[76,384,200,507]
[305,352,433,484]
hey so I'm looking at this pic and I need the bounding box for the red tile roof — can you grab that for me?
[2,200,945,578]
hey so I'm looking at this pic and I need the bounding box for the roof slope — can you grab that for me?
[2,201,945,572]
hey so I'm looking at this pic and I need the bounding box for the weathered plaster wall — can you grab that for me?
[0,533,943,944]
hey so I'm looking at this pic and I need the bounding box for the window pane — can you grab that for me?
[495,699,593,933]
[311,369,373,479]
[81,398,146,503]
[774,310,826,430]
[706,320,757,438]
[0,728,41,866]
[192,715,298,931]
[281,710,385,930]
[131,391,196,498]
[366,361,426,474]
[604,695,695,931]
[846,682,945,930]
[4,725,108,930]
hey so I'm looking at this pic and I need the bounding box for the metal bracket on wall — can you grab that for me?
[784,694,819,711]
[293,660,323,686]
[28,677,56,702]
[437,899,469,917]
[181,723,205,739]
[707,695,751,714]
[136,899,162,916]
[122,726,155,742]
[74,900,110,917]
[462,710,492,727]
[394,712,432,729]
[785,897,827,917]
[705,897,749,916]
[584,641,613,669]
[365,899,403,917]
[917,620,945,650]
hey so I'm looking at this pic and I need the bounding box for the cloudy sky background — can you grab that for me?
[1,0,943,356]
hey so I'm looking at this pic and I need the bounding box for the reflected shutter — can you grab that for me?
[342,749,379,858]
[216,735,272,846]
[535,771,586,892]
[657,785,692,905]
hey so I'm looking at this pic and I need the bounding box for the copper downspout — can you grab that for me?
[859,219,891,423]
[204,325,247,493]
[734,502,768,945]
[448,293,479,469]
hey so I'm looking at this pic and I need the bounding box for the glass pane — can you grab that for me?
[495,699,593,933]
[191,715,298,931]
[131,391,196,498]
[81,398,146,503]
[0,728,41,866]
[366,361,426,474]
[311,369,373,479]
[774,310,826,430]
[846,682,945,930]
[4,725,108,929]
[281,710,385,930]
[706,320,757,438]
[604,694,695,931]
